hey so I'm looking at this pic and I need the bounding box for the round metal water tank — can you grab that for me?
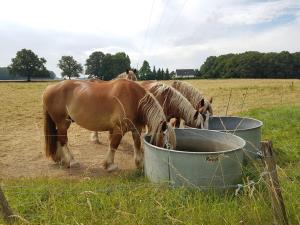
[144,128,245,189]
[208,116,263,160]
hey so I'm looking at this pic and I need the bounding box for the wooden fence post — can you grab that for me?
[0,185,14,223]
[261,141,289,225]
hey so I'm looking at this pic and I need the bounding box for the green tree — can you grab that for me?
[111,52,131,78]
[58,56,83,79]
[194,69,202,78]
[101,52,131,80]
[164,68,171,80]
[161,68,165,80]
[139,60,152,80]
[200,51,300,79]
[101,54,114,80]
[150,66,157,80]
[170,71,176,79]
[8,49,50,81]
[156,68,163,80]
[85,51,105,79]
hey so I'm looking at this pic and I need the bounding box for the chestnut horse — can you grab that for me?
[116,69,137,81]
[170,80,213,128]
[140,81,207,128]
[43,79,176,171]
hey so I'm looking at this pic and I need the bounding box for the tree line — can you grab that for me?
[199,51,300,79]
[0,66,56,80]
[138,60,173,80]
[3,49,173,81]
[1,49,299,81]
[3,49,133,81]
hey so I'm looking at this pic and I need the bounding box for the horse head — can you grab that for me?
[197,97,213,129]
[153,121,176,149]
[190,110,206,129]
[125,69,138,81]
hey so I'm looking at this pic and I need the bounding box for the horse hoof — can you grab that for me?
[69,160,80,168]
[107,164,118,172]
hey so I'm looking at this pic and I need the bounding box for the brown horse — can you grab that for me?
[170,80,213,128]
[43,79,176,171]
[116,69,138,81]
[140,81,207,128]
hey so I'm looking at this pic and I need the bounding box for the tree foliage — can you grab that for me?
[200,51,300,79]
[85,51,105,79]
[8,49,50,81]
[58,56,83,79]
[0,67,55,80]
[138,62,173,80]
[85,51,131,80]
[102,52,131,80]
[139,60,152,80]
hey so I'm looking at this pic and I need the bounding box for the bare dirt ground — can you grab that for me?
[0,82,138,179]
[0,125,136,179]
[0,80,299,179]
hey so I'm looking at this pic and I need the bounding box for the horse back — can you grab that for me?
[43,79,146,131]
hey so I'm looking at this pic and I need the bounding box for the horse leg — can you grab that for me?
[103,129,123,172]
[90,131,100,144]
[132,128,143,169]
[56,121,80,168]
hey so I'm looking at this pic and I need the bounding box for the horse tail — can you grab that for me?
[44,110,57,161]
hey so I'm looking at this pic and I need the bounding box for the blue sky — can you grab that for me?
[0,0,300,76]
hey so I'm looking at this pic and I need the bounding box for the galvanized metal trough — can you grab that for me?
[208,116,263,160]
[144,128,245,189]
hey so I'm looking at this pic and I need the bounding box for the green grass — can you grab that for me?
[241,106,300,165]
[1,105,300,225]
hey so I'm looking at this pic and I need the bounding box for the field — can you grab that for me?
[0,79,300,224]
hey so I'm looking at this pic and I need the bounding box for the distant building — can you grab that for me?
[175,69,196,78]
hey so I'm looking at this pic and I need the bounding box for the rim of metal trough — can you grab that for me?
[143,128,246,154]
[209,116,263,132]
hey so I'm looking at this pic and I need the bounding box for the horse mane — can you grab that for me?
[138,92,176,147]
[172,81,204,109]
[116,70,137,81]
[117,73,127,78]
[150,83,200,126]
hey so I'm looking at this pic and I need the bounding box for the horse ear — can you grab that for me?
[126,69,129,74]
[209,97,213,104]
[170,118,177,127]
[161,121,167,132]
[133,69,137,74]
[193,111,199,120]
[200,99,205,107]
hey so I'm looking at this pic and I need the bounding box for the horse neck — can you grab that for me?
[175,98,197,124]
[153,84,196,123]
[138,92,166,134]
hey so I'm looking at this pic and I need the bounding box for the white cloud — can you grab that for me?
[0,0,300,76]
[216,0,299,25]
[0,0,163,36]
